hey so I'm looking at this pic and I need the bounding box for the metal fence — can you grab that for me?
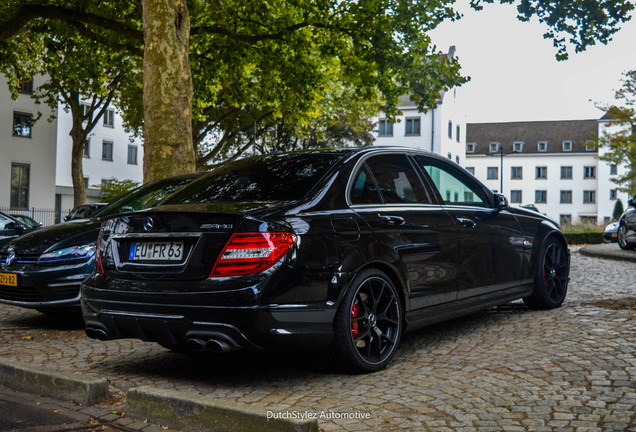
[0,207,73,227]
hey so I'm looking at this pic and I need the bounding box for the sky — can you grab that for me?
[429,0,636,124]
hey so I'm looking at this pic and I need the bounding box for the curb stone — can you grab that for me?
[0,359,108,405]
[579,243,636,263]
[126,386,319,432]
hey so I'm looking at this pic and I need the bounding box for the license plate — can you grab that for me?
[129,242,184,261]
[0,272,18,287]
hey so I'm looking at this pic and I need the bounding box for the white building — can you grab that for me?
[1,74,143,224]
[55,101,144,210]
[0,76,58,211]
[465,119,629,225]
[371,47,466,165]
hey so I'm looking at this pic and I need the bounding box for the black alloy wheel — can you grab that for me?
[524,237,569,310]
[618,224,635,250]
[331,269,403,373]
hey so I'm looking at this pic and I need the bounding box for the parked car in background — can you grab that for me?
[618,198,636,250]
[81,147,570,373]
[10,214,42,228]
[0,174,201,313]
[64,203,109,221]
[0,212,39,248]
[603,221,619,243]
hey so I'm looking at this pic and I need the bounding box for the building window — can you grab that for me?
[537,141,548,152]
[466,143,476,153]
[10,163,30,209]
[489,142,499,153]
[560,166,572,179]
[535,166,547,179]
[487,167,498,180]
[585,144,595,151]
[405,117,421,136]
[510,190,522,203]
[13,112,32,137]
[83,139,90,157]
[18,77,33,94]
[455,155,460,164]
[562,141,573,151]
[448,121,453,139]
[610,189,617,200]
[583,190,596,204]
[583,166,596,179]
[102,140,113,161]
[560,214,572,225]
[610,164,617,175]
[465,167,475,175]
[447,152,452,160]
[513,141,524,152]
[83,177,89,188]
[535,190,547,204]
[456,125,460,143]
[560,190,572,204]
[127,145,138,165]
[511,166,523,180]
[103,108,115,128]
[378,119,393,137]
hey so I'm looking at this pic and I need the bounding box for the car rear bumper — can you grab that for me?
[80,276,337,351]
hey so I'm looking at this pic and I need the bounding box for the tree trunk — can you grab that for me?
[141,0,196,182]
[69,120,87,207]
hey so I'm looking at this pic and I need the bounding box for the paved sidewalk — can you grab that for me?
[0,250,634,431]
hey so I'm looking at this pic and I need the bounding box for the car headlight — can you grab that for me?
[38,243,96,264]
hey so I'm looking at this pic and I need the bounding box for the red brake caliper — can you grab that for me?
[351,302,359,338]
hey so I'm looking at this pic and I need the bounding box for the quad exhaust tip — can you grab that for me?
[186,338,237,353]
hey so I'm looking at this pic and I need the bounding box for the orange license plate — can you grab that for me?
[0,272,18,287]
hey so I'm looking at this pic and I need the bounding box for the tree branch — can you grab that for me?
[0,4,143,43]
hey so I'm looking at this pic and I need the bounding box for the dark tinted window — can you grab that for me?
[350,165,382,204]
[98,176,197,217]
[165,153,344,204]
[364,155,431,204]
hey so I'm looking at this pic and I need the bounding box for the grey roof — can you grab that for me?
[466,119,599,154]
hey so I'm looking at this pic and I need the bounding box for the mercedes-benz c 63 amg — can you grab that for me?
[81,147,570,372]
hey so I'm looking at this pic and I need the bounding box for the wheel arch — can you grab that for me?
[334,260,408,317]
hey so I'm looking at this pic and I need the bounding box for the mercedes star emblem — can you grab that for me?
[143,217,154,232]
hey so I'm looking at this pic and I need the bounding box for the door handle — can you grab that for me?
[379,214,406,226]
[456,217,477,228]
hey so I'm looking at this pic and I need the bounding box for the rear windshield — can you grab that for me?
[97,176,198,217]
[164,153,345,204]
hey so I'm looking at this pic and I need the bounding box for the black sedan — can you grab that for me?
[0,212,38,249]
[81,147,570,372]
[0,174,200,313]
[618,198,636,250]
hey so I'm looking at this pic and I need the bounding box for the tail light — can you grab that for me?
[210,232,296,277]
[95,232,104,274]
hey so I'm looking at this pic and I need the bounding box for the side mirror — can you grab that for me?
[64,215,70,221]
[494,193,508,211]
[629,198,635,208]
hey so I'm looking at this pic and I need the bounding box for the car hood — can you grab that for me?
[1,218,102,255]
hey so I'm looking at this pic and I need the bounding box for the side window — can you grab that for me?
[414,156,489,207]
[350,165,382,205]
[365,154,431,204]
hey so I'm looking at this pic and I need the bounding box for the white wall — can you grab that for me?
[0,75,57,209]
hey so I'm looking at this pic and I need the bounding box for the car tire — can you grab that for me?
[330,269,403,373]
[618,224,635,250]
[523,237,569,310]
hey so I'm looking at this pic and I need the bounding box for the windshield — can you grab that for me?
[97,175,199,218]
[164,152,346,205]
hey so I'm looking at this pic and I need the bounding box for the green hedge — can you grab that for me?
[564,231,603,245]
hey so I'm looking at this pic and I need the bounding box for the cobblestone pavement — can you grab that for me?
[0,249,634,432]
